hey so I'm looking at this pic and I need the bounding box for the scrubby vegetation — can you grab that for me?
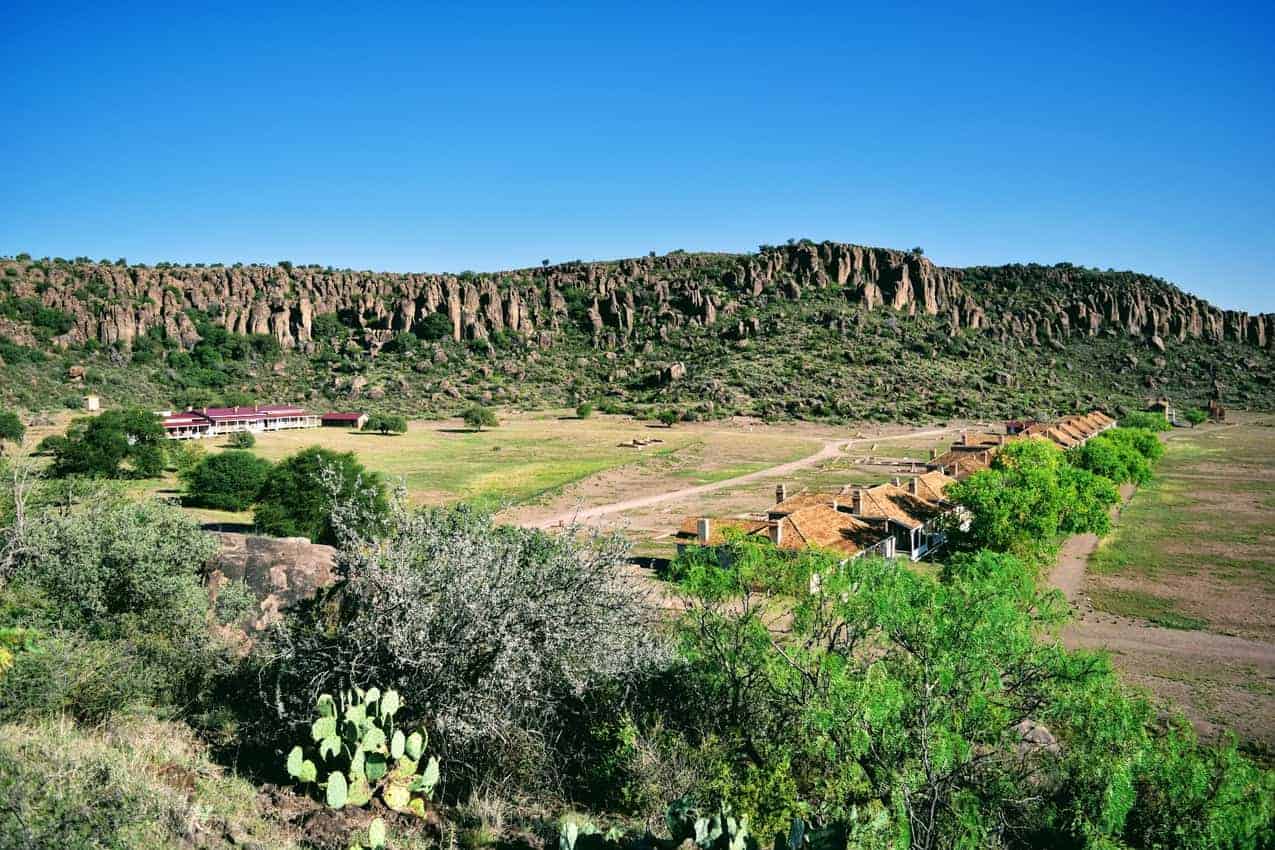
[1,419,1272,849]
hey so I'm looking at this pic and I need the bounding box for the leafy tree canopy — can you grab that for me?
[366,413,408,435]
[50,409,166,479]
[182,450,273,511]
[462,405,499,431]
[253,446,388,544]
[0,412,23,450]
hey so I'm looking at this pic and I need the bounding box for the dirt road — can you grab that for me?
[532,426,957,529]
[1049,483,1136,602]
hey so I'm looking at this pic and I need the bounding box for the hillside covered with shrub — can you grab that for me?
[1,242,1272,421]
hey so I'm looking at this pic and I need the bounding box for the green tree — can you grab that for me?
[657,409,679,428]
[0,411,23,455]
[311,312,347,342]
[414,312,453,342]
[1184,407,1208,427]
[385,331,418,355]
[666,539,1275,848]
[366,413,408,435]
[1120,411,1172,432]
[50,409,166,478]
[462,405,499,432]
[947,437,1116,563]
[575,402,594,419]
[182,450,273,511]
[254,446,388,544]
[228,429,256,448]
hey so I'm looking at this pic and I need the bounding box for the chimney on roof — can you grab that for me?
[929,447,938,460]
[697,518,711,545]
[961,429,970,446]
[771,520,783,546]
[852,488,863,514]
[775,484,787,504]
[909,477,919,496]
[892,476,901,487]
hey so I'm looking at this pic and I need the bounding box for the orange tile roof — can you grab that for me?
[769,490,843,516]
[851,483,949,529]
[780,504,884,556]
[910,470,958,501]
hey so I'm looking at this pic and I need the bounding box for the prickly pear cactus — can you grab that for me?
[665,798,754,850]
[285,686,440,821]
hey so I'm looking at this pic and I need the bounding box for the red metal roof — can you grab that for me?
[200,405,310,421]
[162,413,210,428]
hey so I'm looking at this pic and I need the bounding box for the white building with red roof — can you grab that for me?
[159,404,319,439]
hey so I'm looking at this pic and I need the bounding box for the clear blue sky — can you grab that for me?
[3,2,1273,311]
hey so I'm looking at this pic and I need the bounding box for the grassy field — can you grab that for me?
[30,410,824,530]
[1088,417,1275,634]
[237,413,708,506]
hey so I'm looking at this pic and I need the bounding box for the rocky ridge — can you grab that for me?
[3,242,1271,357]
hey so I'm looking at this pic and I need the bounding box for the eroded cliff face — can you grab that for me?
[2,242,1270,354]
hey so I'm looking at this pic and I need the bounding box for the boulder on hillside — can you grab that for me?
[206,532,338,639]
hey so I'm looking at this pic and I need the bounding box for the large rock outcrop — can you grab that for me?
[3,242,1271,357]
[206,532,337,635]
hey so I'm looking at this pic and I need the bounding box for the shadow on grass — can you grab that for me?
[199,520,254,533]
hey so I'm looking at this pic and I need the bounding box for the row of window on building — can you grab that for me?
[159,406,368,439]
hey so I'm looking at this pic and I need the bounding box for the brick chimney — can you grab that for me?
[961,429,969,446]
[697,518,711,545]
[775,484,787,504]
[852,488,863,514]
[908,477,919,496]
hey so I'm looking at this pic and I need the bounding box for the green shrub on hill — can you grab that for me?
[260,504,663,790]
[0,488,220,715]
[0,411,23,453]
